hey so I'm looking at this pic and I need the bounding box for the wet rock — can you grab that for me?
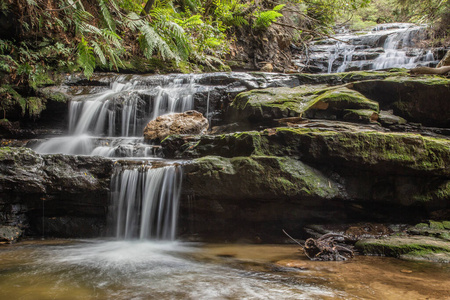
[183,155,341,201]
[0,226,23,243]
[143,110,208,142]
[294,70,409,85]
[355,235,450,263]
[352,76,450,127]
[378,110,407,126]
[0,147,113,237]
[342,109,379,123]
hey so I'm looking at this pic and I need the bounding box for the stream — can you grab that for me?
[1,240,449,299]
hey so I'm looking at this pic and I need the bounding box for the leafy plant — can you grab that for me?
[253,5,285,29]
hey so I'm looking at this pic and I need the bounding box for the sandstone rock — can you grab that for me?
[228,85,379,127]
[352,76,450,127]
[260,63,273,72]
[0,226,23,243]
[0,147,113,237]
[356,235,450,263]
[143,110,208,141]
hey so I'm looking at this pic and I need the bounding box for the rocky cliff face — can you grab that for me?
[1,71,449,243]
[0,147,113,238]
[159,72,450,242]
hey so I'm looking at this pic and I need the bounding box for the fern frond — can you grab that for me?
[77,37,95,78]
[101,29,122,48]
[98,0,116,31]
[273,4,285,12]
[253,10,283,29]
[139,24,176,61]
[158,20,191,59]
[91,41,106,65]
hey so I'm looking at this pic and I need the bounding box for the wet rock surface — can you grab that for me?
[2,70,450,248]
[0,147,113,237]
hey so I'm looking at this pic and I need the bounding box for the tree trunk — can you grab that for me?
[141,0,156,16]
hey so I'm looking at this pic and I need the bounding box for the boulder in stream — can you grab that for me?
[143,110,209,142]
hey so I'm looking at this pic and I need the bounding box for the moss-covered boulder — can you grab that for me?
[228,85,325,124]
[304,87,379,120]
[355,235,450,263]
[228,84,380,126]
[351,76,450,127]
[183,155,340,200]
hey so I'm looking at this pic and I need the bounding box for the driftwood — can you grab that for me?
[409,66,450,75]
[283,230,354,261]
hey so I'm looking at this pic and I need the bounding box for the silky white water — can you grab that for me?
[110,164,182,240]
[298,23,439,73]
[34,74,200,157]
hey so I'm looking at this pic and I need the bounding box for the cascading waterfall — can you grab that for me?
[34,74,200,157]
[298,23,439,73]
[110,164,183,240]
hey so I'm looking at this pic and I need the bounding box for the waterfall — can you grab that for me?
[34,74,200,157]
[110,164,183,240]
[300,23,439,73]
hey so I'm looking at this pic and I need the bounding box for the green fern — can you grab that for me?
[98,0,116,31]
[253,10,283,29]
[77,37,96,78]
[139,24,176,61]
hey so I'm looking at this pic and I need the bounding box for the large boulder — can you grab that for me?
[227,85,379,127]
[143,110,209,141]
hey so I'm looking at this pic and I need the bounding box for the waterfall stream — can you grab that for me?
[34,74,201,157]
[33,75,200,241]
[295,23,439,73]
[31,72,299,241]
[110,164,182,240]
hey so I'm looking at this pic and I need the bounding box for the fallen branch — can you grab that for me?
[283,230,354,261]
[409,66,450,76]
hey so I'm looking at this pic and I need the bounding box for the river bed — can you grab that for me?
[0,240,448,299]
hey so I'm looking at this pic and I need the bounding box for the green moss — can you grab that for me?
[343,109,379,123]
[27,97,46,118]
[383,76,450,85]
[313,87,379,111]
[188,155,339,199]
[294,71,409,85]
[0,84,26,115]
[355,236,450,258]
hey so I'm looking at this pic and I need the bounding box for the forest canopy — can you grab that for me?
[0,0,448,83]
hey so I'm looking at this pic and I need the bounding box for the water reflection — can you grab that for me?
[0,240,337,300]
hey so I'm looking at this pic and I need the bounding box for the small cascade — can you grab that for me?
[34,74,203,157]
[110,163,183,240]
[296,23,440,73]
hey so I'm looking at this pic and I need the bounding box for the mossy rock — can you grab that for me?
[342,109,379,123]
[164,129,450,176]
[228,85,379,125]
[352,76,450,127]
[183,155,341,200]
[378,110,407,126]
[228,85,326,124]
[294,70,409,85]
[355,235,450,263]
